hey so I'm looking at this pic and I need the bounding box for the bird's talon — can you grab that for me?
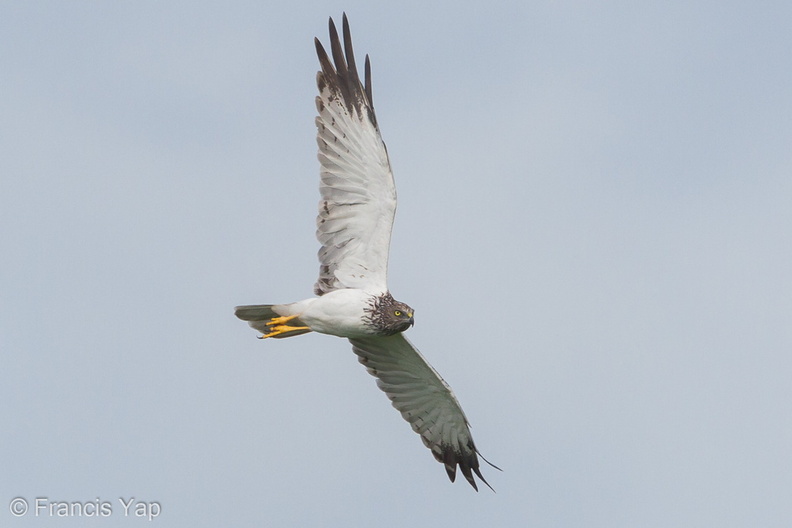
[259,322,309,339]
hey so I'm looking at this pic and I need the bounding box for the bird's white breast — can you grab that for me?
[298,288,379,338]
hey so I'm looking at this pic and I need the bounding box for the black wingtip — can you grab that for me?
[342,12,351,41]
[440,446,497,492]
[315,13,378,128]
[478,450,503,473]
[475,450,501,492]
[364,54,373,107]
[473,467,495,493]
[460,463,479,492]
[341,13,358,77]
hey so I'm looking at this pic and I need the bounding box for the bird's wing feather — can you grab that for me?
[313,14,395,296]
[349,333,494,491]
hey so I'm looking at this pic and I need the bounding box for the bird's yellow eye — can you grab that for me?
[394,310,402,316]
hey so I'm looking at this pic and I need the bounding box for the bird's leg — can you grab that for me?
[258,314,310,339]
[266,314,300,326]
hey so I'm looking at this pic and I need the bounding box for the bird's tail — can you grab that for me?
[234,304,312,339]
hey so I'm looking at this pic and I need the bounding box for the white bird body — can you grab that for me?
[275,289,382,338]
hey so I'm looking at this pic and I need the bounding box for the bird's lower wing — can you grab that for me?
[349,333,495,491]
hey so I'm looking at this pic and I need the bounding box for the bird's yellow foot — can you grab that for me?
[257,314,310,339]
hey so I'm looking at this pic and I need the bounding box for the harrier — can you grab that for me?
[235,14,497,490]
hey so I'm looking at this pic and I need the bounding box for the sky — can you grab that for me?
[2,1,791,526]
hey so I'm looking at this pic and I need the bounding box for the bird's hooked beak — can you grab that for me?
[408,313,415,327]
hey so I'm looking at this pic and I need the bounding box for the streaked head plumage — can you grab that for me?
[366,292,414,335]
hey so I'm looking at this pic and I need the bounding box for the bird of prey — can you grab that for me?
[235,14,497,491]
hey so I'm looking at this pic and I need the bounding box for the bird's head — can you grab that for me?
[368,293,414,335]
[386,301,415,334]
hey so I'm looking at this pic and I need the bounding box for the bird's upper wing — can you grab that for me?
[313,14,395,296]
[349,333,495,491]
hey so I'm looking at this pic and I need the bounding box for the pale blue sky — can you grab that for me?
[2,1,791,526]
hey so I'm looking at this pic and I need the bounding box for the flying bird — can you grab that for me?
[235,14,497,491]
